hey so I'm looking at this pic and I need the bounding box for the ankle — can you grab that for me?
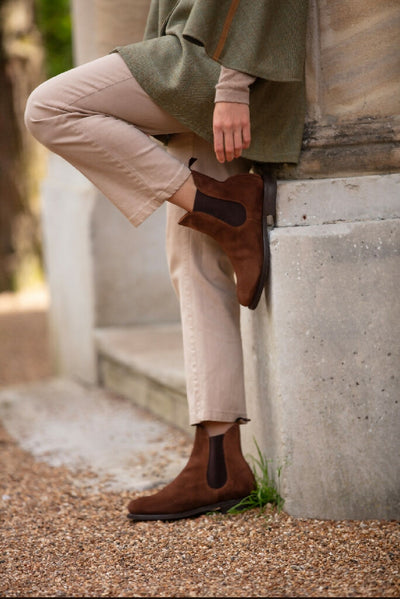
[202,420,233,437]
[169,174,196,212]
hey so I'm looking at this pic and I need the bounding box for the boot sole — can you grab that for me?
[127,498,244,522]
[248,173,277,310]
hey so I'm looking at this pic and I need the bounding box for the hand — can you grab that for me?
[213,102,251,163]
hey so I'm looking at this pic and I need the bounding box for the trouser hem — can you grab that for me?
[189,411,249,427]
[128,164,191,227]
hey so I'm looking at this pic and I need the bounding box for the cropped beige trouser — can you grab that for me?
[25,53,250,425]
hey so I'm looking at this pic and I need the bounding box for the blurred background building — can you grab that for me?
[0,0,71,291]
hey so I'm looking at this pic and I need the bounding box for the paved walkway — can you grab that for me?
[0,286,192,492]
[0,378,191,492]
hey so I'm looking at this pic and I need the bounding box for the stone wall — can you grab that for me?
[241,0,400,519]
[281,0,400,179]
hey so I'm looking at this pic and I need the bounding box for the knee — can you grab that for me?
[24,79,63,148]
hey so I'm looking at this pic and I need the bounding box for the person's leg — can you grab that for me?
[24,53,195,226]
[24,53,260,520]
[127,134,256,521]
[25,52,268,310]
[167,133,251,429]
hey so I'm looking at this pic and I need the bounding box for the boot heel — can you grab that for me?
[248,171,277,310]
[216,498,247,513]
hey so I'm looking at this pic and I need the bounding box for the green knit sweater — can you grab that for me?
[115,0,309,164]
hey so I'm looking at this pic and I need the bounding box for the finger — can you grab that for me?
[242,121,251,149]
[223,131,235,162]
[213,127,225,163]
[233,128,244,158]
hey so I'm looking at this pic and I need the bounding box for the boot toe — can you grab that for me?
[127,496,150,515]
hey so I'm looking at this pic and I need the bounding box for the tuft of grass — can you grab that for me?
[228,439,284,515]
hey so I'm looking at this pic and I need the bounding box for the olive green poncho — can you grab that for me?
[116,0,309,164]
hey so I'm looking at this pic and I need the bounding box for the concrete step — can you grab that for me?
[94,324,191,435]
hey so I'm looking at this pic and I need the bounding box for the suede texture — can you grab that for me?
[178,170,264,307]
[127,423,255,517]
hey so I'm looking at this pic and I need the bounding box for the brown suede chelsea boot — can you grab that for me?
[127,422,256,521]
[178,167,276,309]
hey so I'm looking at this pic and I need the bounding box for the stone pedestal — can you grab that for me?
[241,174,400,520]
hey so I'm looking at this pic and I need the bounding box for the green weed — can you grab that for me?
[228,439,284,515]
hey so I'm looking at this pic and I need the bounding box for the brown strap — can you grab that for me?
[262,170,277,230]
[254,162,277,228]
[213,0,241,61]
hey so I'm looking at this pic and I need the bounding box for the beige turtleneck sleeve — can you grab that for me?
[214,66,256,105]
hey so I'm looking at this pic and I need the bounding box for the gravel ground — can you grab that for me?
[1,423,399,598]
[1,289,399,597]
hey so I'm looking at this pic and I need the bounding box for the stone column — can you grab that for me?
[42,0,180,382]
[241,0,400,520]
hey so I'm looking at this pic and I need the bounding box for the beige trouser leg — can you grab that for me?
[24,53,191,226]
[166,134,252,424]
[25,51,251,425]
